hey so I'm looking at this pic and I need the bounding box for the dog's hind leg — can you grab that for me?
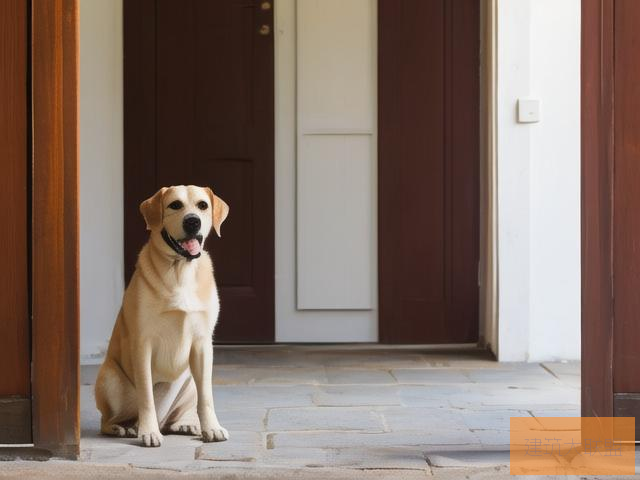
[95,357,138,438]
[161,374,201,436]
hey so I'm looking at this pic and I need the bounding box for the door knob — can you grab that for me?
[261,1,271,10]
[258,25,271,36]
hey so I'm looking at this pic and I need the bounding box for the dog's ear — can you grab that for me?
[140,187,167,231]
[205,187,229,237]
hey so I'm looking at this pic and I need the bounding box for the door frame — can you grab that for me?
[581,0,614,419]
[4,0,611,459]
[2,0,609,457]
[29,0,80,458]
[479,0,498,355]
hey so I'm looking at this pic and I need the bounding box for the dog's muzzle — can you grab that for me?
[161,229,203,261]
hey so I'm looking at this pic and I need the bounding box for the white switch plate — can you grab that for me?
[517,99,540,123]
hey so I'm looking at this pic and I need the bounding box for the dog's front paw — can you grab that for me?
[202,425,229,442]
[166,423,201,436]
[106,424,137,438]
[140,430,163,447]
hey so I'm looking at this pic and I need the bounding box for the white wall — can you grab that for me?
[79,0,124,363]
[496,0,581,361]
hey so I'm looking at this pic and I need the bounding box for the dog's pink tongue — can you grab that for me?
[181,239,201,256]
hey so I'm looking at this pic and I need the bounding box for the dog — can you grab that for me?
[95,185,230,447]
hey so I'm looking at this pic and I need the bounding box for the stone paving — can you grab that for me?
[2,346,586,478]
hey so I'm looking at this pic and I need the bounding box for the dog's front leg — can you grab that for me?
[190,341,229,442]
[133,345,163,447]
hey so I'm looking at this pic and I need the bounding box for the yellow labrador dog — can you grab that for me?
[95,185,229,447]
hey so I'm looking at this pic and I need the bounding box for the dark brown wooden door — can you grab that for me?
[582,0,640,437]
[124,0,275,342]
[378,0,479,343]
[0,0,31,443]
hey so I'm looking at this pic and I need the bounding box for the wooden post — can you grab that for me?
[31,0,80,458]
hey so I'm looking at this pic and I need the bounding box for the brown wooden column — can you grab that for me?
[580,0,614,420]
[31,0,80,458]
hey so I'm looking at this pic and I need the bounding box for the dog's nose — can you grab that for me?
[182,214,201,236]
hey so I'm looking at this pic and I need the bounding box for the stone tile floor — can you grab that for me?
[0,346,599,478]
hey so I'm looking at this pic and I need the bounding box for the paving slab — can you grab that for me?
[216,408,268,431]
[196,432,264,463]
[430,466,512,479]
[305,351,430,369]
[213,366,328,385]
[397,385,469,408]
[313,385,401,407]
[529,407,580,417]
[419,352,498,369]
[325,368,397,385]
[541,361,580,376]
[214,347,329,367]
[463,367,562,386]
[212,385,316,408]
[258,446,429,470]
[460,409,531,431]
[391,369,471,384]
[268,430,479,449]
[267,407,385,432]
[447,385,580,408]
[470,428,510,447]
[83,433,203,466]
[425,449,510,468]
[477,387,580,406]
[380,406,469,432]
[541,363,581,390]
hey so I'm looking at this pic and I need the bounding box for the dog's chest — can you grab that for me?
[168,284,205,312]
[152,311,208,380]
[164,261,215,313]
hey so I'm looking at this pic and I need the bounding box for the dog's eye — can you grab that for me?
[167,200,183,210]
[197,201,208,210]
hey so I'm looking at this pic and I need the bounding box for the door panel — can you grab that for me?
[0,0,31,443]
[613,0,640,433]
[581,0,614,423]
[378,0,479,343]
[125,0,275,342]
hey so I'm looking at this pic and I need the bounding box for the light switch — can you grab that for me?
[517,99,540,123]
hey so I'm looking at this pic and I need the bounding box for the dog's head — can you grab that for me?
[140,185,229,261]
